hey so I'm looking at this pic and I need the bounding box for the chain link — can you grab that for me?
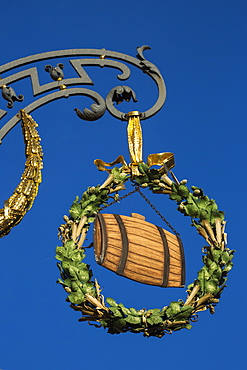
[135,187,180,236]
[99,187,140,211]
[99,185,180,236]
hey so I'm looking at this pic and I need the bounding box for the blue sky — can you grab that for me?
[0,1,246,369]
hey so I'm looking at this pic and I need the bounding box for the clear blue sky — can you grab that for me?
[0,1,246,369]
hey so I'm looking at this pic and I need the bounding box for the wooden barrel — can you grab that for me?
[94,213,185,288]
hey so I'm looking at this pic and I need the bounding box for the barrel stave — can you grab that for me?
[94,213,185,288]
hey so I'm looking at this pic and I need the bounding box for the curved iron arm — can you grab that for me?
[0,46,166,141]
[0,88,106,143]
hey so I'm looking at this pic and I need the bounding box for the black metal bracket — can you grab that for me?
[0,45,166,143]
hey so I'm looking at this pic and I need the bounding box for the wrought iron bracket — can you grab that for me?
[0,45,166,143]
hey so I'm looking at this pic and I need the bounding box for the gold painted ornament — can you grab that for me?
[55,112,234,337]
[0,47,234,339]
[0,110,43,237]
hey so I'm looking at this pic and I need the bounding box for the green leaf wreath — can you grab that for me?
[56,162,234,338]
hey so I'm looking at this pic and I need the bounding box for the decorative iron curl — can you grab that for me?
[0,46,166,142]
[106,86,138,120]
[0,88,106,143]
[74,103,106,121]
[1,86,24,108]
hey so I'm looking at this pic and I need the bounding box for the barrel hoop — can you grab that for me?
[156,226,170,287]
[177,235,186,287]
[113,214,129,276]
[96,213,108,265]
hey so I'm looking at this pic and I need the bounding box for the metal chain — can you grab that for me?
[99,186,140,211]
[100,185,180,236]
[135,187,180,236]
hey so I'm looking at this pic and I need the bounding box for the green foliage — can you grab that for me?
[166,301,183,317]
[56,239,95,304]
[133,163,167,192]
[111,167,130,183]
[170,184,225,225]
[102,298,194,336]
[69,203,82,220]
[68,292,85,304]
[192,247,235,297]
[56,167,128,310]
[56,163,234,338]
[106,297,118,307]
[69,185,110,223]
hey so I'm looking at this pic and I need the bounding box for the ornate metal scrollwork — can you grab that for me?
[75,102,106,121]
[45,63,64,81]
[1,85,24,109]
[106,86,138,120]
[0,46,166,143]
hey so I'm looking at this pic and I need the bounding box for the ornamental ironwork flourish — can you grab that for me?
[0,45,166,143]
[0,46,234,338]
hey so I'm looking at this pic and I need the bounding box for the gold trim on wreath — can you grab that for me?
[56,160,234,337]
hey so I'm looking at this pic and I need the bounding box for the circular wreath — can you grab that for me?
[56,162,234,338]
